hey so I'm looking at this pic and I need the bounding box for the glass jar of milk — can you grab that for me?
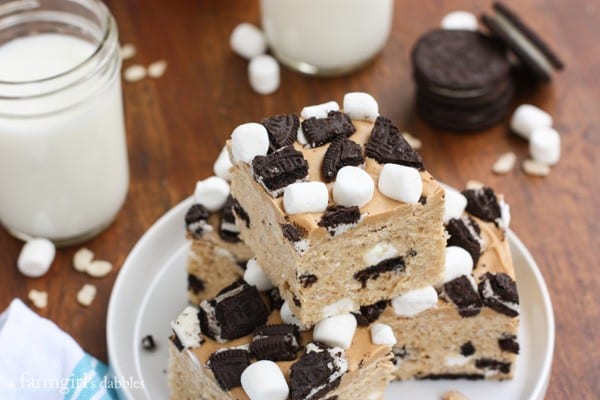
[260,0,394,76]
[0,0,128,246]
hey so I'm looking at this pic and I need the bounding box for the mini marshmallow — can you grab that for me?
[213,146,233,181]
[333,166,374,207]
[73,247,94,272]
[363,242,398,266]
[510,104,553,140]
[280,301,307,330]
[243,258,273,291]
[442,246,474,284]
[231,122,270,163]
[498,198,511,230]
[370,323,397,346]
[300,101,340,119]
[283,182,329,214]
[530,126,561,165]
[313,313,357,349]
[391,286,438,317]
[17,238,55,278]
[241,360,289,400]
[321,298,356,319]
[343,92,379,122]
[440,183,468,224]
[194,176,230,211]
[441,11,478,31]
[378,164,423,204]
[230,23,267,59]
[296,126,308,146]
[248,54,280,95]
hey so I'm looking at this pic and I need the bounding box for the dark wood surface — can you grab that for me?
[0,0,598,398]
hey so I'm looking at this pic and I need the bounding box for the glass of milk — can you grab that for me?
[260,0,394,76]
[0,0,128,246]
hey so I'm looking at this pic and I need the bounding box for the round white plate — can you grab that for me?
[107,197,554,400]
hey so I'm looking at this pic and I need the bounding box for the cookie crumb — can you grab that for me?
[28,289,48,309]
[442,390,470,400]
[77,284,97,307]
[492,152,516,174]
[522,159,550,176]
[142,334,157,351]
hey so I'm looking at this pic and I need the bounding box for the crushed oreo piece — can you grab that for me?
[419,373,484,380]
[170,334,184,352]
[219,195,241,243]
[460,341,475,357]
[281,223,306,242]
[365,116,424,169]
[498,336,520,354]
[290,343,348,400]
[232,198,250,229]
[479,273,519,317]
[353,300,388,326]
[199,283,269,342]
[187,274,205,294]
[262,114,299,151]
[268,287,284,310]
[142,335,156,351]
[293,296,301,308]
[354,256,406,288]
[447,216,482,266]
[252,146,309,197]
[321,136,364,181]
[462,187,501,222]
[216,279,246,296]
[250,324,301,361]
[299,274,318,288]
[208,349,252,390]
[392,346,409,366]
[418,196,427,205]
[318,206,361,237]
[301,111,356,148]
[185,204,210,237]
[475,358,511,374]
[237,260,248,270]
[407,248,418,257]
[443,275,483,317]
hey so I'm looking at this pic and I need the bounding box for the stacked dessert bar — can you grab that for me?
[168,93,519,400]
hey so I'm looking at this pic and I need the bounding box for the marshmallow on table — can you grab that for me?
[213,146,234,181]
[194,176,230,211]
[333,166,374,207]
[440,183,468,224]
[230,22,267,59]
[510,104,553,140]
[300,101,340,119]
[530,126,561,165]
[243,258,273,291]
[283,182,329,214]
[241,360,289,400]
[391,286,438,317]
[248,54,280,95]
[343,92,379,122]
[441,11,478,31]
[370,323,397,346]
[442,246,474,284]
[313,313,357,349]
[231,122,269,163]
[378,164,423,204]
[17,238,56,278]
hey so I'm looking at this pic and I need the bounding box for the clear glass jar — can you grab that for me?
[0,0,128,246]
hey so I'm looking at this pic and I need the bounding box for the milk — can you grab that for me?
[0,34,128,243]
[260,0,393,75]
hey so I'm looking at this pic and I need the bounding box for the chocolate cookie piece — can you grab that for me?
[198,283,269,342]
[460,341,476,357]
[443,275,483,317]
[141,335,156,351]
[301,111,356,148]
[267,287,284,311]
[354,256,406,289]
[498,335,520,354]
[290,343,348,400]
[187,274,205,294]
[262,114,299,151]
[321,136,364,182]
[250,324,301,361]
[231,197,250,228]
[281,223,306,243]
[479,272,519,317]
[446,216,483,266]
[475,358,511,374]
[365,116,424,169]
[208,349,252,390]
[462,187,501,223]
[185,204,210,237]
[219,195,241,243]
[252,146,309,197]
[318,206,361,236]
[353,300,389,326]
[419,373,484,380]
[298,273,318,288]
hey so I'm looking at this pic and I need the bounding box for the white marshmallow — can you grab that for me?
[300,101,340,119]
[333,166,374,207]
[230,23,267,59]
[283,182,329,214]
[241,360,289,400]
[370,323,397,346]
[321,298,356,319]
[498,198,511,230]
[248,54,280,95]
[17,238,55,278]
[243,258,273,291]
[441,11,478,31]
[363,242,398,266]
[391,286,438,317]
[171,306,203,349]
[296,126,308,146]
[440,183,468,224]
[510,104,553,140]
[378,164,423,204]
[343,92,379,122]
[313,313,357,349]
[194,176,230,212]
[280,301,307,330]
[213,146,233,181]
[530,126,561,165]
[442,246,474,284]
[231,122,270,163]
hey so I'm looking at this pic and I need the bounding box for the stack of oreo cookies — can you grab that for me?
[412,29,514,132]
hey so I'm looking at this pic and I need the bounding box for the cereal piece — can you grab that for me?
[120,43,136,60]
[442,390,471,400]
[441,11,478,31]
[300,101,339,120]
[252,146,309,197]
[213,146,234,181]
[370,323,397,346]
[209,349,252,390]
[313,313,357,349]
[76,284,97,307]
[530,127,561,165]
[342,92,379,122]
[401,131,422,150]
[248,54,280,95]
[509,104,553,140]
[73,247,94,272]
[194,176,231,212]
[250,324,301,361]
[231,122,270,163]
[301,111,356,148]
[18,238,55,278]
[28,289,48,309]
[465,180,485,190]
[171,306,203,349]
[283,182,329,215]
[492,151,517,174]
[261,114,300,151]
[332,166,375,207]
[522,159,551,176]
[124,64,146,82]
[230,22,267,59]
[378,164,423,204]
[241,360,289,400]
[365,117,424,169]
[147,60,167,78]
[280,301,305,330]
[391,286,438,317]
[86,260,113,278]
[243,258,273,291]
[141,334,157,351]
[462,187,501,222]
[443,275,482,317]
[442,246,474,284]
[322,136,364,182]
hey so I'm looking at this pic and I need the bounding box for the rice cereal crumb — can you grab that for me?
[442,390,470,400]
[28,289,48,309]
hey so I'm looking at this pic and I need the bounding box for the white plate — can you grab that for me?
[107,197,554,400]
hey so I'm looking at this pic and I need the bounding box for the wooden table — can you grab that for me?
[0,0,598,398]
